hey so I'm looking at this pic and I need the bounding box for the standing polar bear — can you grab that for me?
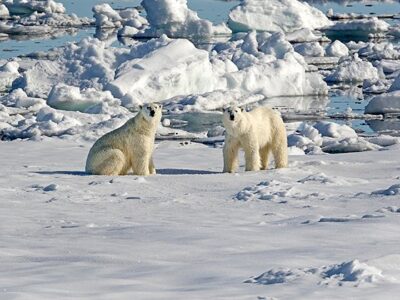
[85,103,162,176]
[222,106,288,173]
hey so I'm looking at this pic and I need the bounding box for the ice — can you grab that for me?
[321,260,385,286]
[313,121,357,139]
[325,40,349,57]
[0,61,20,91]
[325,54,380,83]
[294,42,325,57]
[365,91,400,114]
[324,17,390,37]
[286,28,322,43]
[0,4,10,17]
[372,184,400,196]
[4,0,66,14]
[137,0,231,38]
[228,0,332,33]
[93,4,147,30]
[107,37,218,107]
[47,83,120,113]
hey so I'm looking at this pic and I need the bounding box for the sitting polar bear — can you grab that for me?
[85,103,162,176]
[222,106,288,173]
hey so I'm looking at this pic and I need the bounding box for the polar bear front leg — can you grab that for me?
[149,156,156,175]
[223,136,240,173]
[131,152,151,176]
[243,138,260,172]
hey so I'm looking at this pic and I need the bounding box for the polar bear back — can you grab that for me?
[246,106,284,147]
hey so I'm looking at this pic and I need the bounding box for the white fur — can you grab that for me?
[85,103,162,176]
[222,106,288,173]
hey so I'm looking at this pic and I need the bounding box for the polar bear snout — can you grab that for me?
[150,109,155,117]
[229,114,235,121]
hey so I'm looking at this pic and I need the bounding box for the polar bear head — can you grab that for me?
[222,106,246,135]
[140,103,162,122]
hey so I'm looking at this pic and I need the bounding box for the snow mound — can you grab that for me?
[47,83,120,113]
[365,91,400,115]
[321,260,384,286]
[107,37,218,107]
[294,42,325,57]
[313,121,357,139]
[322,137,381,153]
[93,4,147,30]
[228,0,332,33]
[0,4,10,17]
[247,259,385,287]
[324,18,389,37]
[325,40,349,57]
[245,268,311,285]
[0,61,20,91]
[4,0,65,14]
[325,54,380,83]
[372,184,400,196]
[138,0,231,38]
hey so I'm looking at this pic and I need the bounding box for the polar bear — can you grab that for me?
[85,103,162,176]
[222,106,288,173]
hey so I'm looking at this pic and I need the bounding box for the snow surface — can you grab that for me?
[2,137,400,299]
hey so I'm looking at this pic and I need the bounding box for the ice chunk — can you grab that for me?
[47,83,120,113]
[228,0,332,33]
[324,18,389,38]
[325,54,380,83]
[325,40,349,57]
[294,42,325,57]
[314,121,357,139]
[0,61,20,91]
[107,37,218,107]
[4,0,65,14]
[365,91,400,114]
[93,4,147,29]
[0,4,10,17]
[139,0,231,38]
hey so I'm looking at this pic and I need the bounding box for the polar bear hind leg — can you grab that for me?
[87,148,128,175]
[272,138,288,168]
[260,145,270,170]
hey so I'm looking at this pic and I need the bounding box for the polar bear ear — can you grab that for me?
[240,107,244,112]
[222,107,226,112]
[139,105,143,110]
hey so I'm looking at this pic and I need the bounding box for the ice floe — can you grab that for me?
[228,0,332,33]
[136,0,231,38]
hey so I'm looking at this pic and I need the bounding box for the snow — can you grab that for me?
[0,4,10,17]
[2,138,400,299]
[47,83,120,113]
[2,1,400,298]
[325,40,349,57]
[325,54,380,83]
[364,91,400,114]
[93,4,147,30]
[294,42,325,57]
[0,60,20,91]
[138,0,231,38]
[228,0,332,34]
[4,0,65,14]
[325,18,390,37]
